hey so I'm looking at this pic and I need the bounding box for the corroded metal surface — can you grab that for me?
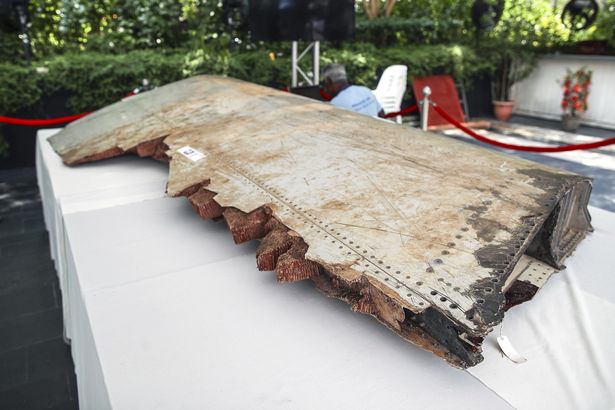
[49,76,592,367]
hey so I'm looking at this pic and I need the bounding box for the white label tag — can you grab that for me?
[177,146,206,162]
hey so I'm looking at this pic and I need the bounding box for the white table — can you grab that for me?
[37,129,615,409]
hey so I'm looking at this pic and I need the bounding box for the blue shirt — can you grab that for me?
[330,85,382,117]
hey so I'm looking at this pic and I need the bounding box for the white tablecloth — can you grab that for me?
[36,129,615,409]
[36,129,168,340]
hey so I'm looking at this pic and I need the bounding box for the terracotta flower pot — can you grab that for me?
[493,101,515,122]
[561,114,581,132]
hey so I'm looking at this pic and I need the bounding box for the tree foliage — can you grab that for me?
[2,0,614,155]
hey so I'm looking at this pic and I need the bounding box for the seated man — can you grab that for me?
[322,64,383,117]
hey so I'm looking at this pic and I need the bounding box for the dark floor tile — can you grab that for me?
[0,168,78,408]
[0,199,43,215]
[0,308,63,352]
[0,168,37,184]
[1,254,55,283]
[0,229,48,249]
[27,338,74,382]
[0,346,27,391]
[0,206,44,224]
[0,231,50,258]
[48,399,79,410]
[0,259,56,296]
[23,216,46,234]
[67,372,78,404]
[0,372,71,410]
[0,281,57,321]
[0,218,24,238]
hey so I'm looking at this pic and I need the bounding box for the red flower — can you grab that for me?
[574,101,581,110]
[561,100,569,110]
[573,84,581,93]
[571,94,578,102]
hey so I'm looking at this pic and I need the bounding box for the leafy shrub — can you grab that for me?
[356,16,467,47]
[40,50,187,112]
[487,0,570,48]
[0,43,496,117]
[0,64,42,113]
[574,0,615,47]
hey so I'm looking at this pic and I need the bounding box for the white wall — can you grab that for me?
[511,54,615,130]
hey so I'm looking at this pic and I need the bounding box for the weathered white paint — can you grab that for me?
[48,76,592,367]
[512,54,615,130]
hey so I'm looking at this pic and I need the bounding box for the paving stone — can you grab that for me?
[0,308,63,352]
[0,259,56,296]
[0,346,27,391]
[0,228,49,248]
[27,338,74,382]
[0,373,72,410]
[0,217,24,238]
[48,399,79,410]
[0,252,55,280]
[0,280,57,321]
[23,216,46,233]
[0,231,50,258]
[0,168,76,407]
[67,371,78,404]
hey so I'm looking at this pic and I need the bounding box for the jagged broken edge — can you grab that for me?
[64,134,564,369]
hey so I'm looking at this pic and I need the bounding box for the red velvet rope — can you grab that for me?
[383,104,418,118]
[319,88,332,101]
[432,104,615,153]
[3,95,612,154]
[0,112,90,126]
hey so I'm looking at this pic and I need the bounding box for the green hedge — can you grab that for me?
[355,17,467,47]
[0,44,495,156]
[1,44,493,117]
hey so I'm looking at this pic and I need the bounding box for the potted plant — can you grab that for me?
[560,67,592,132]
[491,48,537,122]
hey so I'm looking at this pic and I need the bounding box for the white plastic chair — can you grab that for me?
[372,65,408,124]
